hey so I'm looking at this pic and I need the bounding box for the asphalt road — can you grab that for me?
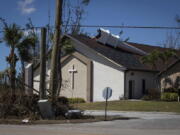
[0,111,180,135]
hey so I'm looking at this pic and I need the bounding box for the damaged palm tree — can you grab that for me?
[49,0,63,102]
[49,0,90,102]
[0,18,36,97]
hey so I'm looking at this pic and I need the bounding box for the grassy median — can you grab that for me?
[73,100,180,113]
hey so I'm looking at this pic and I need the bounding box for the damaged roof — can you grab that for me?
[70,34,180,72]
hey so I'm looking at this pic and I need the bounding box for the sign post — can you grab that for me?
[103,87,112,121]
[178,89,180,102]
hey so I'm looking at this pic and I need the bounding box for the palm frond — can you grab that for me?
[81,0,90,5]
[16,35,37,62]
[3,23,23,47]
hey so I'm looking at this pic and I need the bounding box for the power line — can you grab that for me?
[0,24,180,33]
[69,25,180,30]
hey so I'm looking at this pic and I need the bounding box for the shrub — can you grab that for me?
[178,89,180,96]
[57,96,69,105]
[0,92,40,119]
[163,87,177,93]
[161,92,178,101]
[68,98,85,104]
[141,95,154,100]
[142,88,160,100]
[54,103,69,117]
[53,97,74,118]
[170,93,179,101]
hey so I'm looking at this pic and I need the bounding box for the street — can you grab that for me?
[0,111,180,135]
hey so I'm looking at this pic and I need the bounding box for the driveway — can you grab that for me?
[0,111,180,135]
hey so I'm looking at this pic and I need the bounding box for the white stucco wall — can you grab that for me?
[33,67,50,93]
[33,67,40,92]
[125,71,157,99]
[25,63,33,95]
[70,37,126,102]
[61,57,88,100]
[93,61,124,101]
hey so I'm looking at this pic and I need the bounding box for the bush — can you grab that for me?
[54,103,69,117]
[147,88,161,99]
[68,98,85,104]
[163,87,177,93]
[178,89,180,96]
[141,95,154,100]
[161,92,178,101]
[0,92,40,119]
[57,96,69,105]
[142,88,160,101]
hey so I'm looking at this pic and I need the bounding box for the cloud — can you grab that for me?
[18,0,36,14]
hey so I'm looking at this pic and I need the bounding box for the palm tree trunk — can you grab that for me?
[21,60,25,94]
[10,47,16,96]
[49,0,63,102]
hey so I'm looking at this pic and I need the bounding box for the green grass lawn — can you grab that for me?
[73,100,180,113]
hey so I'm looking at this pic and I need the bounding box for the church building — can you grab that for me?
[25,29,179,102]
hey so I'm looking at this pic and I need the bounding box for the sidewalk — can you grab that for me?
[84,110,180,120]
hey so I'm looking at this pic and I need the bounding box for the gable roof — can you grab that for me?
[128,42,180,71]
[158,59,180,76]
[32,34,180,73]
[70,34,180,72]
[127,42,180,55]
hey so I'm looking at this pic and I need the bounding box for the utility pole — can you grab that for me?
[39,27,47,99]
[49,0,63,102]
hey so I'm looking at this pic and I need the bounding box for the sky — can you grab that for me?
[0,0,180,71]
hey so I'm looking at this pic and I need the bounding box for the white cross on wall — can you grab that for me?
[68,65,77,89]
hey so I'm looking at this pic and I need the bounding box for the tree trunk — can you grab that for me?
[57,48,62,96]
[49,0,63,102]
[39,27,47,99]
[21,60,25,94]
[10,46,16,96]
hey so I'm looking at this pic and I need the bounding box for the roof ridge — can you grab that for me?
[126,41,163,48]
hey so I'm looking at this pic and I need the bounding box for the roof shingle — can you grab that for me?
[71,35,180,72]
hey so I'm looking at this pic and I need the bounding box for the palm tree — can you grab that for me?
[2,23,23,95]
[1,21,36,96]
[141,50,160,70]
[16,34,37,90]
[159,50,177,68]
